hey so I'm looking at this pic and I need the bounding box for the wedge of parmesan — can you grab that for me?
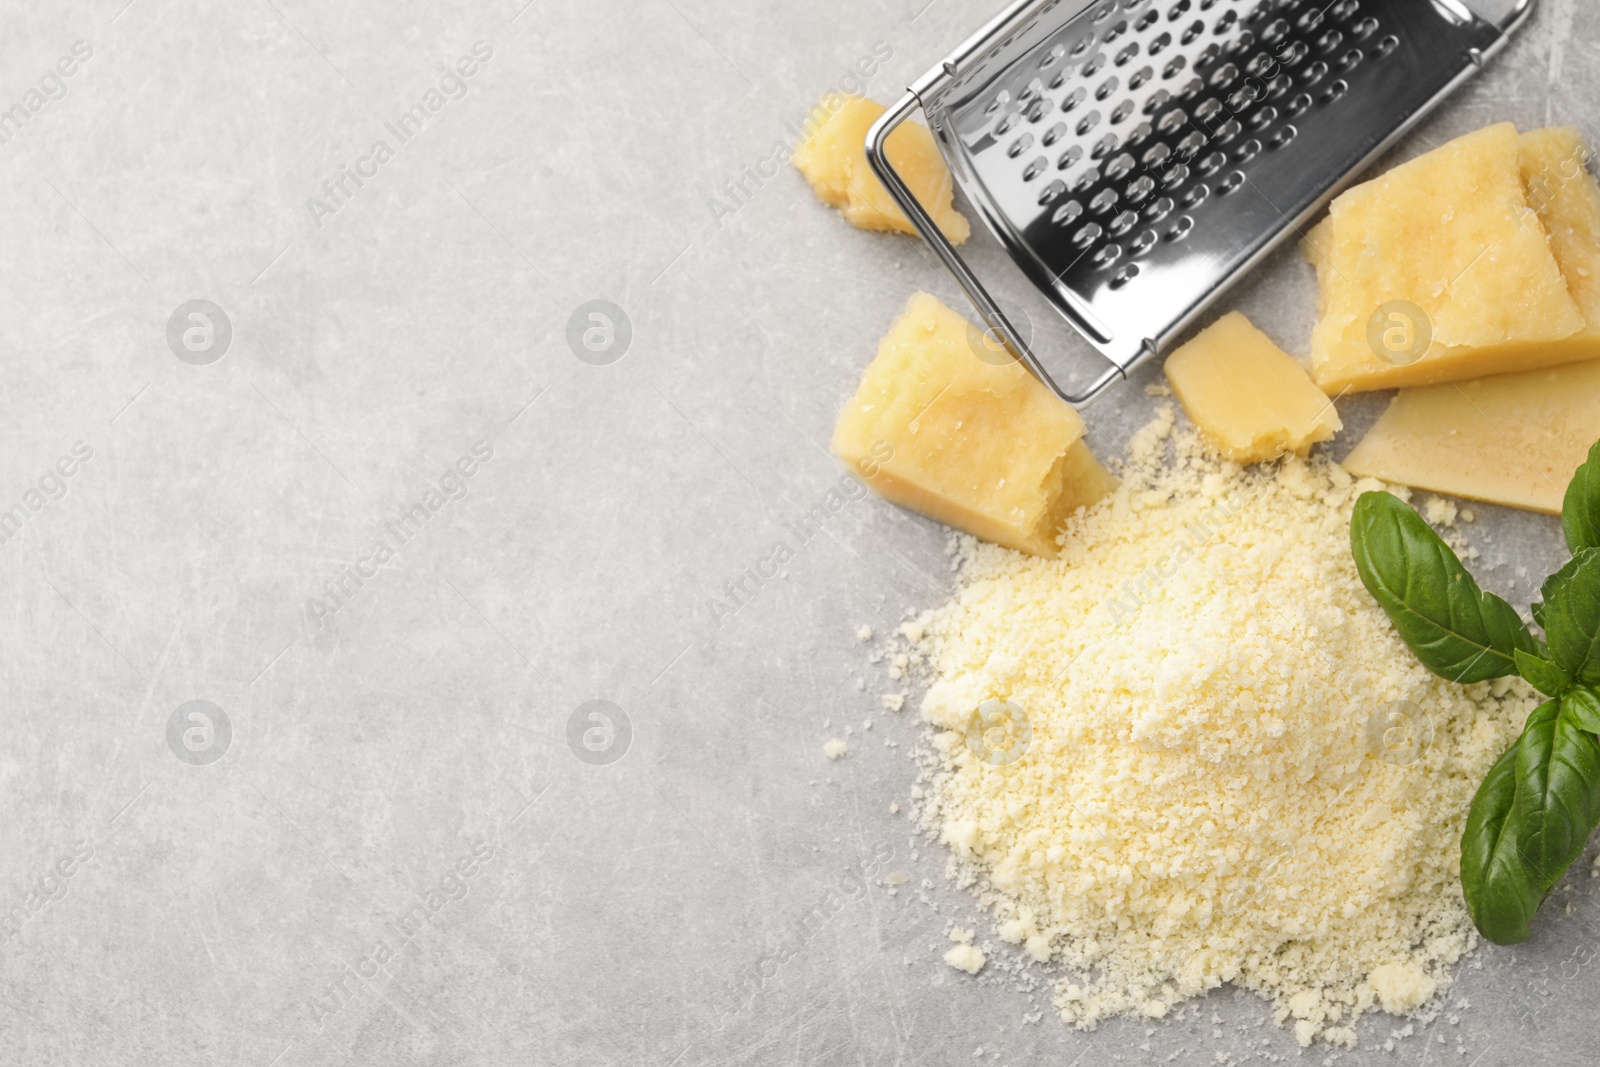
[1305,123,1600,393]
[792,95,970,244]
[1164,311,1341,464]
[832,292,1115,557]
[1341,359,1600,514]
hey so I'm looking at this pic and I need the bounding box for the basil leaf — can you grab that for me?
[1351,492,1535,683]
[1565,688,1600,734]
[1510,697,1600,893]
[1515,647,1574,698]
[1462,719,1547,946]
[1532,600,1547,630]
[1564,439,1600,554]
[1540,549,1600,687]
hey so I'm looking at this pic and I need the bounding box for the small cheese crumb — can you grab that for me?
[1423,495,1459,527]
[881,692,905,712]
[823,739,848,760]
[890,801,901,814]
[944,943,987,975]
[857,625,873,641]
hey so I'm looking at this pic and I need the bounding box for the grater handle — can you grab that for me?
[866,92,1124,408]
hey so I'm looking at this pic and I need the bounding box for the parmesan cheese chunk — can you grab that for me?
[832,292,1117,557]
[1164,311,1341,463]
[1341,359,1600,514]
[792,95,970,244]
[1305,123,1600,393]
[943,942,986,975]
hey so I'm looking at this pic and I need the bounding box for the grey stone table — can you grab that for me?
[0,0,1595,1064]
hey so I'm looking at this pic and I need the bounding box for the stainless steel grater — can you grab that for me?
[867,0,1536,406]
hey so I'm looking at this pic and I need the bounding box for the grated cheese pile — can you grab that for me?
[910,407,1536,1047]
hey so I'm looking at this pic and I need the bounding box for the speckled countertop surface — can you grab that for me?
[0,0,1596,1064]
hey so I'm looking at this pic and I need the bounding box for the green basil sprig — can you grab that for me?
[1351,438,1600,945]
[1350,491,1535,683]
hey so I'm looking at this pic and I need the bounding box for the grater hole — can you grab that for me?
[1236,138,1263,162]
[1149,31,1172,55]
[1157,107,1187,133]
[1130,65,1154,90]
[1163,55,1188,79]
[1146,196,1176,221]
[1039,178,1067,205]
[1211,119,1241,144]
[1245,50,1275,76]
[1072,165,1103,192]
[1058,144,1085,169]
[1073,221,1105,246]
[1302,60,1329,86]
[1129,230,1158,255]
[1136,8,1159,30]
[1092,0,1116,21]
[1269,123,1298,148]
[1097,75,1120,100]
[1104,20,1128,43]
[1278,40,1309,66]
[1023,155,1049,180]
[1111,98,1136,124]
[1261,17,1289,43]
[1053,200,1086,226]
[1351,16,1378,39]
[1375,34,1399,57]
[1142,142,1172,166]
[1321,78,1349,104]
[1043,121,1068,146]
[1265,73,1293,98]
[1126,175,1156,203]
[1092,133,1120,159]
[1008,132,1035,158]
[1167,0,1191,20]
[1084,53,1107,76]
[1195,97,1223,123]
[1197,150,1227,175]
[1026,98,1050,122]
[1337,47,1362,71]
[1249,105,1277,129]
[1110,210,1140,236]
[1078,110,1104,135]
[1166,215,1196,241]
[1049,70,1069,90]
[1331,0,1359,17]
[1218,170,1247,195]
[1092,243,1124,268]
[1114,42,1140,65]
[1177,75,1204,99]
[1285,91,1313,116]
[1090,189,1119,214]
[1062,86,1089,112]
[1176,130,1208,156]
[1224,29,1256,56]
[1225,85,1259,111]
[996,113,1017,136]
[1125,120,1154,147]
[1317,29,1343,53]
[1182,183,1211,206]
[1161,162,1191,187]
[1213,9,1238,34]
[1181,19,1203,44]
[1040,42,1066,69]
[1072,35,1094,57]
[1107,152,1137,179]
[1297,8,1323,31]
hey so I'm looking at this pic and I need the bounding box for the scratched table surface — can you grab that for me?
[0,0,1595,1064]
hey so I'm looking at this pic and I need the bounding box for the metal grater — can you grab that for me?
[867,0,1536,406]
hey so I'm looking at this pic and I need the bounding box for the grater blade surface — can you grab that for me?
[868,0,1536,405]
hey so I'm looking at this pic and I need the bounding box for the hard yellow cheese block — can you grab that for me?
[1305,123,1599,393]
[1522,127,1600,326]
[832,292,1116,557]
[792,95,971,244]
[1164,311,1342,464]
[1341,359,1600,514]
